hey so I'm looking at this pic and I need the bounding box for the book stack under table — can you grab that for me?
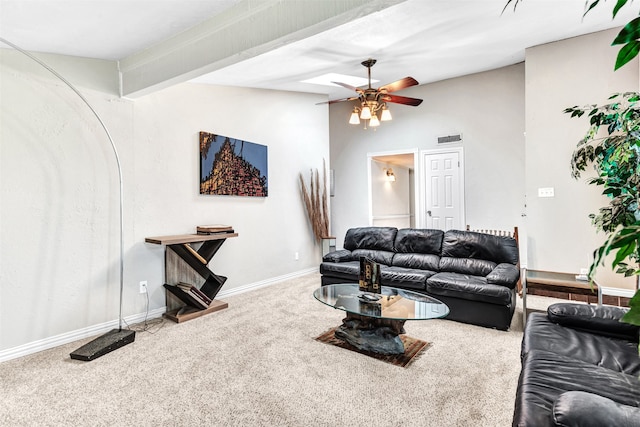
[145,225,238,323]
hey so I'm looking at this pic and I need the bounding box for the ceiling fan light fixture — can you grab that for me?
[360,105,372,120]
[369,113,380,127]
[349,108,361,125]
[380,105,392,121]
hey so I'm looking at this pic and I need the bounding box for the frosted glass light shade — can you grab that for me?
[349,109,360,125]
[360,105,371,120]
[369,114,380,127]
[380,106,392,121]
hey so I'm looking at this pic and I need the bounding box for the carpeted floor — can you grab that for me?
[0,273,563,426]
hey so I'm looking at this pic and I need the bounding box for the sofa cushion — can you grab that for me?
[513,349,640,427]
[552,391,640,427]
[486,263,519,288]
[322,249,352,263]
[351,249,394,266]
[438,257,496,276]
[380,266,434,291]
[394,228,444,255]
[441,229,519,265]
[392,253,440,271]
[522,313,640,376]
[344,227,397,252]
[427,272,513,305]
[319,261,359,281]
[547,303,639,342]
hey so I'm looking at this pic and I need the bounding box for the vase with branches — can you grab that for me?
[299,160,330,243]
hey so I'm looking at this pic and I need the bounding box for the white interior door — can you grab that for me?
[424,149,464,230]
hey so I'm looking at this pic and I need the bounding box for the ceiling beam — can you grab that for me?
[118,0,406,98]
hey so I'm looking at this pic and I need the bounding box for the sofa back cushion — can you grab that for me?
[392,253,440,271]
[394,228,444,255]
[441,230,519,265]
[344,227,397,252]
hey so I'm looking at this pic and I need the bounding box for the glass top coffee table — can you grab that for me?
[314,284,449,355]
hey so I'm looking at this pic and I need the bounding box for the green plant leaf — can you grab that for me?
[613,17,640,45]
[621,305,640,326]
[583,0,601,17]
[613,0,629,18]
[615,40,640,70]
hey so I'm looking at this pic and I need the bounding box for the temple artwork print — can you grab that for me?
[199,131,268,197]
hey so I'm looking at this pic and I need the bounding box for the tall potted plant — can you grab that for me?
[565,92,640,285]
[506,0,640,325]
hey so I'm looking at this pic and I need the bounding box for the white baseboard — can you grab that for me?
[0,268,318,363]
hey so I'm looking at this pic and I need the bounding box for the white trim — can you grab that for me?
[0,307,166,363]
[371,214,411,220]
[0,268,317,363]
[420,147,465,230]
[216,267,317,298]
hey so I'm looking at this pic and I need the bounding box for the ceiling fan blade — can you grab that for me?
[315,97,359,105]
[379,77,419,93]
[382,94,423,106]
[331,81,363,92]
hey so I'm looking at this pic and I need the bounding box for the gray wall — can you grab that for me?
[525,28,638,287]
[0,50,329,355]
[329,63,526,249]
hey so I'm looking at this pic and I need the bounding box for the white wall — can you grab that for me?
[329,63,526,249]
[525,28,638,288]
[0,50,329,354]
[370,160,410,228]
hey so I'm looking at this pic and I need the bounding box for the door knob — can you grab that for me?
[427,210,432,217]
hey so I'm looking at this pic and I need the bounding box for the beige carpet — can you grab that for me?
[0,273,562,426]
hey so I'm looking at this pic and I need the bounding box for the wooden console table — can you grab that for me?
[522,268,601,326]
[145,231,238,323]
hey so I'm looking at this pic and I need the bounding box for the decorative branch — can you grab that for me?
[299,159,330,242]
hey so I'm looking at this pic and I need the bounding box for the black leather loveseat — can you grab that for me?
[513,303,640,426]
[320,226,520,330]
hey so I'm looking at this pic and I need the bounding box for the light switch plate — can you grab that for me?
[538,187,554,198]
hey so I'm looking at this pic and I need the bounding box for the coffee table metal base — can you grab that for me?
[334,313,407,355]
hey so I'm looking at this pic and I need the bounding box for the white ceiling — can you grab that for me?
[0,0,636,100]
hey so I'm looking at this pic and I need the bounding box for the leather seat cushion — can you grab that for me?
[392,253,440,271]
[350,249,394,266]
[319,261,359,281]
[522,313,640,376]
[427,272,513,305]
[438,256,496,276]
[513,349,640,427]
[380,266,434,291]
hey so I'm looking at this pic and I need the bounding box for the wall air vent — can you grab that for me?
[437,134,462,144]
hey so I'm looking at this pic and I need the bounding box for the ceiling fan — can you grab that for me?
[323,58,423,128]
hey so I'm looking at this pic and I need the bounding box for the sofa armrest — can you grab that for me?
[486,263,519,288]
[547,303,639,341]
[322,249,352,263]
[553,391,640,427]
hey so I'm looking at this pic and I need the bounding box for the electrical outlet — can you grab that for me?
[139,281,147,294]
[295,251,299,261]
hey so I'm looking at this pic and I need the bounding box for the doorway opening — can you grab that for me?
[367,149,419,229]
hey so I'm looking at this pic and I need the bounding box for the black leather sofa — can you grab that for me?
[320,226,520,330]
[513,303,640,426]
